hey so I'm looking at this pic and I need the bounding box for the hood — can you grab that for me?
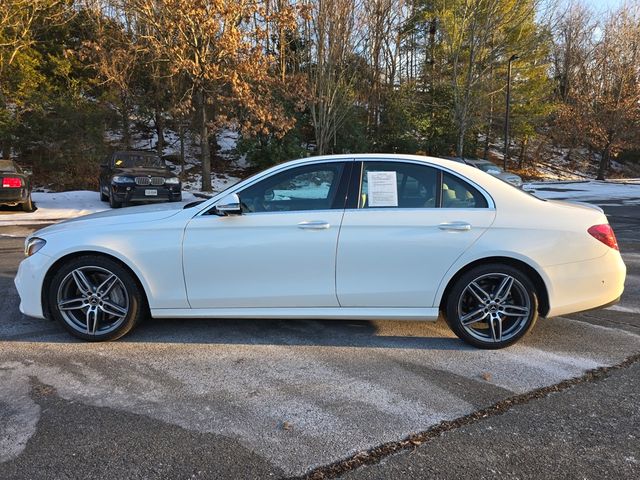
[33,201,186,237]
[112,167,177,178]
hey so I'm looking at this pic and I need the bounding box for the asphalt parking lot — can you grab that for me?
[0,202,639,479]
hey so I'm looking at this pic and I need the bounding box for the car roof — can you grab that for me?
[274,153,476,169]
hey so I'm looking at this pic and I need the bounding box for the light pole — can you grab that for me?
[504,53,519,171]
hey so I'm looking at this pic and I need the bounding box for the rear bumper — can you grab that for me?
[545,249,626,318]
[0,187,29,205]
[112,184,181,203]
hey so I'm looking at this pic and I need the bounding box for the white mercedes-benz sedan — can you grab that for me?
[15,154,626,348]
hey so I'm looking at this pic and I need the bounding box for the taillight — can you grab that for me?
[2,177,22,188]
[588,224,619,251]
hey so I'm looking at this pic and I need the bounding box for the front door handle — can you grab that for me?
[298,220,331,230]
[438,221,472,231]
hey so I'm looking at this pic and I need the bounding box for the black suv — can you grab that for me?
[99,151,182,208]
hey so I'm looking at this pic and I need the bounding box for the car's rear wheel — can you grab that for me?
[444,264,538,349]
[48,255,144,341]
[21,195,34,212]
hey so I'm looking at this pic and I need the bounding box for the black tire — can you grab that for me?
[100,183,108,202]
[48,255,145,341]
[443,264,538,349]
[109,192,122,208]
[170,194,183,202]
[21,195,34,212]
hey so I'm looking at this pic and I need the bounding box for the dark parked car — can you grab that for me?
[99,151,182,208]
[0,159,33,212]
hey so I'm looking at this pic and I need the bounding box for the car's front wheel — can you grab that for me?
[100,183,108,202]
[108,192,122,208]
[444,264,538,349]
[48,255,144,341]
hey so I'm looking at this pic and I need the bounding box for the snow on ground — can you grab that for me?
[0,190,199,227]
[182,174,241,195]
[524,179,640,205]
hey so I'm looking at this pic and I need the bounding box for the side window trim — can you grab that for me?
[350,158,493,210]
[201,159,354,216]
[219,160,351,215]
[353,159,441,210]
[347,161,363,210]
[330,160,354,210]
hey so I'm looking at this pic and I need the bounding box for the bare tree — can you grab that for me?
[305,0,363,155]
[129,0,297,191]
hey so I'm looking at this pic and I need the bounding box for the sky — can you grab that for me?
[582,0,628,12]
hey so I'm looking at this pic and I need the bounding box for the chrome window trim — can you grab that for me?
[355,158,496,210]
[197,158,353,217]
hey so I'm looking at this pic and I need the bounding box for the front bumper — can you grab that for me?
[14,251,51,319]
[111,184,181,203]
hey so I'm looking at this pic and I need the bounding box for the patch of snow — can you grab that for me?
[217,128,239,153]
[524,180,640,203]
[182,173,241,196]
[0,190,199,226]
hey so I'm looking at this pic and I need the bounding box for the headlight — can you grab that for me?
[112,175,135,184]
[165,177,180,185]
[25,237,46,257]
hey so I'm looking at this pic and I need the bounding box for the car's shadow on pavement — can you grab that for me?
[128,317,474,350]
[9,316,475,351]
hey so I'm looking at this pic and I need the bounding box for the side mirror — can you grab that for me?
[23,168,33,176]
[216,193,242,215]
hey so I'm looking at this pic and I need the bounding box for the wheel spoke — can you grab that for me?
[86,306,99,334]
[460,307,488,325]
[97,274,119,296]
[72,269,94,295]
[489,314,502,342]
[100,299,127,318]
[58,298,86,311]
[494,276,514,302]
[502,304,530,317]
[467,281,491,304]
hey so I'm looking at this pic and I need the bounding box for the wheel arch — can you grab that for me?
[438,256,550,317]
[41,250,150,319]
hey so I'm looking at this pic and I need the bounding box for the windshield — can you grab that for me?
[113,154,165,168]
[0,160,18,173]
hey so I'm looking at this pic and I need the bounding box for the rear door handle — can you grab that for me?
[298,220,331,230]
[438,221,472,231]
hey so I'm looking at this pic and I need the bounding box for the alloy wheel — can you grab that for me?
[457,273,531,344]
[56,266,130,336]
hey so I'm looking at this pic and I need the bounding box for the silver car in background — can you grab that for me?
[463,159,523,188]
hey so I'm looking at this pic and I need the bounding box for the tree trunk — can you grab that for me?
[456,120,466,157]
[198,89,212,192]
[518,137,528,169]
[155,106,165,155]
[121,97,131,149]
[596,145,610,181]
[179,122,185,181]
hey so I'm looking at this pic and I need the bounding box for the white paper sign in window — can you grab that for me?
[367,171,398,207]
